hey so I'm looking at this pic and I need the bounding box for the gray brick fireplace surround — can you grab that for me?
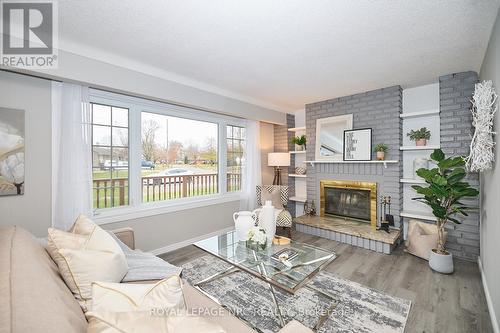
[439,72,480,261]
[305,85,403,229]
[273,71,480,260]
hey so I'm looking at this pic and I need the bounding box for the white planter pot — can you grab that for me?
[428,249,454,274]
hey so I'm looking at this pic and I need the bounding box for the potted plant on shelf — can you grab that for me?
[291,135,307,151]
[412,149,479,274]
[374,143,388,160]
[407,127,431,146]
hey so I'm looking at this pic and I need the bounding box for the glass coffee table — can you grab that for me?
[193,230,338,329]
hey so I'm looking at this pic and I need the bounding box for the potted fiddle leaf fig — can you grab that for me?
[412,149,479,274]
[407,127,431,146]
[291,135,307,151]
[374,143,388,160]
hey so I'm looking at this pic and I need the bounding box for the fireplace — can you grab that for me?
[320,180,377,228]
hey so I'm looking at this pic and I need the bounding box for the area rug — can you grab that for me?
[181,255,411,333]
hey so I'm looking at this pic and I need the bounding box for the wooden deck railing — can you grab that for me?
[93,173,242,209]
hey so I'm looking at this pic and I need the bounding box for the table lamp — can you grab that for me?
[268,152,290,185]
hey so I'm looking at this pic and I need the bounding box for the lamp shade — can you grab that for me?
[268,152,290,167]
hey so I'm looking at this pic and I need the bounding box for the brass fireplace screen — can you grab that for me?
[320,180,377,228]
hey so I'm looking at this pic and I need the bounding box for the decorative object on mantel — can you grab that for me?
[309,199,317,216]
[377,196,394,233]
[374,143,388,161]
[315,114,353,161]
[465,80,497,172]
[412,149,479,274]
[0,108,25,196]
[232,211,257,240]
[303,199,317,216]
[303,200,309,215]
[413,157,429,180]
[267,152,290,185]
[291,134,307,151]
[294,166,306,175]
[343,128,372,161]
[407,127,431,146]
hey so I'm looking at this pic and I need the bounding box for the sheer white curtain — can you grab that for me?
[240,120,262,210]
[52,82,93,230]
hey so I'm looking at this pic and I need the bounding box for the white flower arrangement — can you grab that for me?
[246,226,267,250]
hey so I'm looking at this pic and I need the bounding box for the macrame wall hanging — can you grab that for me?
[466,80,497,172]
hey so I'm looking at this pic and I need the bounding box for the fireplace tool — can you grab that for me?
[377,196,394,233]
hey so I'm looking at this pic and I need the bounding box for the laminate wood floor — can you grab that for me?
[160,231,493,333]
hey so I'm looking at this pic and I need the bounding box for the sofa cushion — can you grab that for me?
[47,215,128,311]
[91,276,185,312]
[0,226,87,333]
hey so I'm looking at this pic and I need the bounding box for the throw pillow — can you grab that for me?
[91,276,185,312]
[71,214,125,255]
[46,214,128,311]
[46,228,88,293]
[261,187,284,210]
[86,311,225,333]
[58,248,129,310]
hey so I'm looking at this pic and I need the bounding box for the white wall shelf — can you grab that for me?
[287,126,306,132]
[288,174,307,178]
[400,178,426,184]
[400,211,437,222]
[401,83,441,240]
[304,160,398,169]
[400,145,440,151]
[289,196,307,203]
[290,150,306,154]
[399,109,440,119]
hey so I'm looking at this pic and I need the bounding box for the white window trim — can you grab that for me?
[88,89,246,224]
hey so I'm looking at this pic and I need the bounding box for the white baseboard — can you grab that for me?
[151,226,235,256]
[478,256,499,333]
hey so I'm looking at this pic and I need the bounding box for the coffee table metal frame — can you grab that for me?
[193,235,338,331]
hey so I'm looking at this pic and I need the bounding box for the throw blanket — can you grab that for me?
[109,232,182,282]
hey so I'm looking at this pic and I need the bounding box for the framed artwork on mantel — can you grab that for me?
[343,128,372,161]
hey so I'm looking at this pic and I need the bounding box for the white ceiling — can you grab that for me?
[58,0,500,112]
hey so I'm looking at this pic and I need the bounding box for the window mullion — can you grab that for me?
[128,105,142,206]
[220,121,228,194]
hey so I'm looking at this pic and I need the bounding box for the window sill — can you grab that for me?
[93,193,242,225]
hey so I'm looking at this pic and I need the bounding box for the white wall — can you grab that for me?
[2,50,286,125]
[260,122,275,185]
[102,200,239,252]
[0,71,52,237]
[479,8,500,333]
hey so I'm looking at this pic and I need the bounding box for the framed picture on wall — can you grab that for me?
[343,128,372,161]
